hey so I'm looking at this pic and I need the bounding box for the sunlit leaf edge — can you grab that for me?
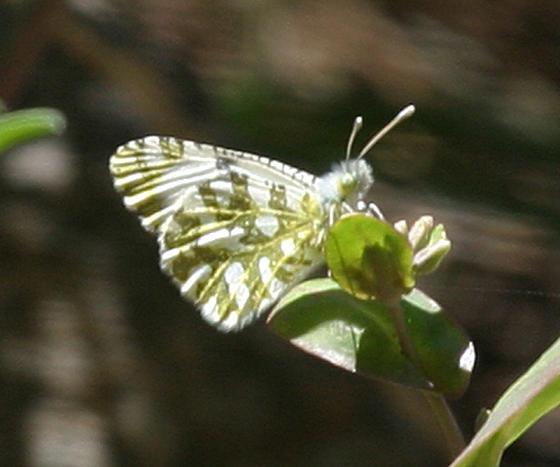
[0,107,66,153]
[451,336,560,466]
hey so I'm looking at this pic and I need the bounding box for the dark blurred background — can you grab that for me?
[1,1,560,466]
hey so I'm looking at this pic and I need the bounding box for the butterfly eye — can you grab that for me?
[339,173,356,195]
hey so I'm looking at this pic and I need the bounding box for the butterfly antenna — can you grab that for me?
[346,116,363,160]
[357,104,415,160]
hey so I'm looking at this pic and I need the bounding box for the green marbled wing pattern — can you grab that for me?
[110,136,328,331]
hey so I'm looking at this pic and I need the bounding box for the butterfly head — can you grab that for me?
[337,159,374,202]
[338,159,373,197]
[316,158,373,208]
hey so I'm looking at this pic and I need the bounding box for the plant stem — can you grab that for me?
[386,298,465,461]
[424,391,466,460]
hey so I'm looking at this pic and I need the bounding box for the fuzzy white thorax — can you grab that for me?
[315,159,374,208]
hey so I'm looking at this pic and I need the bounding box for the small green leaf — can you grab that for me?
[0,108,66,153]
[267,278,474,396]
[451,336,560,467]
[325,214,415,302]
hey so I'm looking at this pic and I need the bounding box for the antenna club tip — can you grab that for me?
[400,104,416,119]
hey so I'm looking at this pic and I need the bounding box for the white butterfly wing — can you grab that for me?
[110,136,327,331]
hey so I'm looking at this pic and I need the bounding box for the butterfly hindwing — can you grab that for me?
[110,136,327,331]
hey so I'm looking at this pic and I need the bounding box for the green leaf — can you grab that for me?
[402,289,474,398]
[267,278,474,397]
[451,336,560,466]
[0,108,66,153]
[325,214,415,302]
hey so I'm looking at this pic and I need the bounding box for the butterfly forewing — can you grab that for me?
[110,136,327,331]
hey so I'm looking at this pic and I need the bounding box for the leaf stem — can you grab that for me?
[424,391,466,461]
[386,298,465,461]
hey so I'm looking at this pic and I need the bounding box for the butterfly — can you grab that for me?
[109,105,415,331]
